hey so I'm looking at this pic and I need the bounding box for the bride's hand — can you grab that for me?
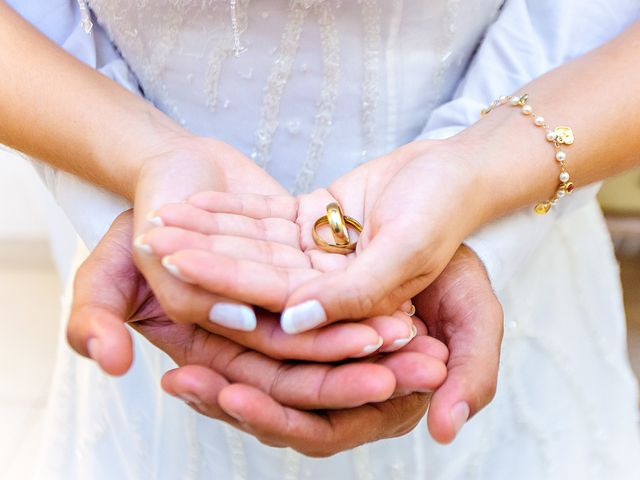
[144,140,484,332]
[129,136,411,359]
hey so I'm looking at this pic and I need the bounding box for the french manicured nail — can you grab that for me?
[209,303,257,331]
[161,256,194,283]
[133,235,152,254]
[390,326,418,349]
[362,336,384,355]
[281,300,327,334]
[87,338,100,361]
[450,401,470,435]
[146,210,164,227]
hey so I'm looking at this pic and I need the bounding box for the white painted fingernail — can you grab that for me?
[146,210,164,227]
[133,235,152,254]
[362,336,384,355]
[451,401,470,435]
[209,303,257,331]
[161,256,194,283]
[391,337,411,349]
[281,300,327,334]
[393,324,418,348]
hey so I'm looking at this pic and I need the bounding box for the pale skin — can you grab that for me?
[1,0,639,450]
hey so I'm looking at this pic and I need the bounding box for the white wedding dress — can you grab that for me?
[9,0,640,478]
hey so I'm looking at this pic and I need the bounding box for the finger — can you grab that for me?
[188,191,298,221]
[361,311,414,353]
[161,366,240,425]
[137,227,310,269]
[154,328,396,409]
[137,298,386,363]
[218,384,428,457]
[160,250,319,312]
[67,303,134,377]
[216,316,386,362]
[67,211,136,376]
[375,349,447,397]
[151,202,301,248]
[399,333,450,364]
[426,298,503,444]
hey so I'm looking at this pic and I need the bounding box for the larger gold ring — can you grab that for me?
[326,202,350,245]
[312,209,363,254]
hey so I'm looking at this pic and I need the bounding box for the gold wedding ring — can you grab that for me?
[312,203,362,254]
[326,202,350,245]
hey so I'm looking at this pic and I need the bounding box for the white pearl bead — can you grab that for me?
[555,151,566,162]
[557,189,566,198]
[510,97,520,106]
[559,171,570,182]
[534,116,545,126]
[499,95,508,102]
[521,105,532,115]
[546,131,557,141]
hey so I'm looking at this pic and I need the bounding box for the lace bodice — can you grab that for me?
[87,0,502,193]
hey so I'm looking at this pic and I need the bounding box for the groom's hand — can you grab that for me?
[158,245,502,453]
[67,210,448,406]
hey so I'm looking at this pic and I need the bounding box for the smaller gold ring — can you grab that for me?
[326,202,350,245]
[312,215,363,254]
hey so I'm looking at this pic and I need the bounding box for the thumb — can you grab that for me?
[426,299,503,444]
[281,226,428,334]
[67,211,136,376]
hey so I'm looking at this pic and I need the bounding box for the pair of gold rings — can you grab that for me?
[312,203,362,254]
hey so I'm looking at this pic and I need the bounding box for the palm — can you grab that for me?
[161,141,468,318]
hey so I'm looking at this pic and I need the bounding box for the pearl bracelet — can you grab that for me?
[481,94,575,215]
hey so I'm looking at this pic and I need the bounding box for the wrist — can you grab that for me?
[107,107,200,201]
[419,139,498,234]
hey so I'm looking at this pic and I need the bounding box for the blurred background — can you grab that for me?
[0,149,639,477]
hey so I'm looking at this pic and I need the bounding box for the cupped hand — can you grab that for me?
[142,140,485,333]
[165,245,502,451]
[141,221,503,448]
[66,210,448,415]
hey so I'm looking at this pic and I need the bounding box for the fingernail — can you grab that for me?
[225,408,245,424]
[362,336,384,355]
[281,300,327,334]
[133,235,152,254]
[450,401,470,435]
[87,338,100,361]
[177,393,202,407]
[146,210,164,227]
[209,303,257,331]
[161,256,194,283]
[390,324,418,349]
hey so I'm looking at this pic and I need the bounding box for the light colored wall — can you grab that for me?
[598,168,640,215]
[0,148,78,279]
[0,149,50,240]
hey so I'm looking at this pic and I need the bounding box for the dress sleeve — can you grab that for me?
[7,0,137,250]
[417,0,640,291]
